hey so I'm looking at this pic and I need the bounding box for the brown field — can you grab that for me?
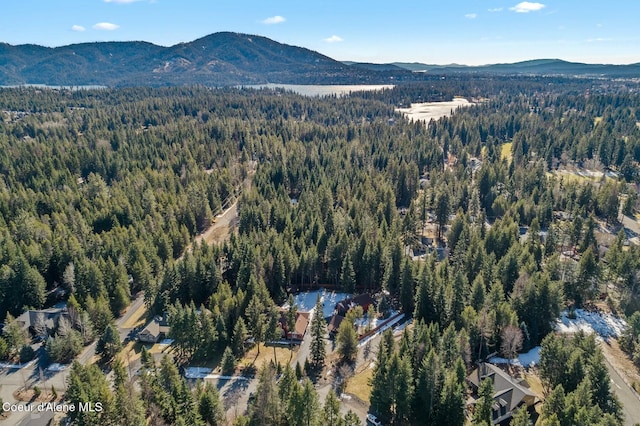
[345,367,373,402]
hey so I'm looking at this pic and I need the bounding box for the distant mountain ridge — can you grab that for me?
[0,32,391,87]
[390,59,640,77]
[1,32,639,87]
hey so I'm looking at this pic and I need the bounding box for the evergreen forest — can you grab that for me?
[1,77,640,425]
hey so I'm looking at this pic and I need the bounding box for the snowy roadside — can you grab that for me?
[555,308,627,340]
[489,308,628,368]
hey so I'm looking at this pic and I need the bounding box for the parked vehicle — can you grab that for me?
[366,413,382,426]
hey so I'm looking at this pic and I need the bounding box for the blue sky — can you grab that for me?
[1,0,638,65]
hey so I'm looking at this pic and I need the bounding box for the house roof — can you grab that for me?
[327,314,345,333]
[14,307,68,332]
[140,316,170,339]
[467,363,538,413]
[294,312,309,336]
[335,294,375,314]
[278,311,310,337]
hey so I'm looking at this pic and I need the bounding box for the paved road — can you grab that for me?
[603,356,640,426]
[1,294,146,425]
[76,292,146,366]
[621,214,640,237]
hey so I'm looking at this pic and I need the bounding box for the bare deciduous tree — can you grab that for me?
[32,312,47,339]
[501,325,524,362]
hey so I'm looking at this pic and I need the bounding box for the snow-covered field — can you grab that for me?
[396,98,474,123]
[283,289,351,318]
[490,346,541,368]
[555,309,627,340]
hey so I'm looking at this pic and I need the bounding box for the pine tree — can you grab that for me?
[437,373,465,426]
[278,364,297,401]
[197,381,225,426]
[246,295,266,354]
[286,294,298,338]
[400,260,415,317]
[322,389,342,426]
[336,318,358,362]
[251,364,282,425]
[510,406,531,426]
[113,360,145,426]
[370,334,393,422]
[221,346,236,376]
[394,355,414,424]
[97,323,122,363]
[472,377,494,426]
[343,411,362,426]
[299,378,320,426]
[232,317,248,356]
[340,251,356,293]
[309,295,327,369]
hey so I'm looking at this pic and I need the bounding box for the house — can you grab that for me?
[277,311,310,341]
[138,315,170,344]
[334,294,375,317]
[13,305,69,338]
[467,363,539,425]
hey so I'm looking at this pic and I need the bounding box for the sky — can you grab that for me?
[1,0,638,66]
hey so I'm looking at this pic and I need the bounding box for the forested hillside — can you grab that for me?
[1,78,640,425]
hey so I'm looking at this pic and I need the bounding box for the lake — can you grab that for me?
[240,83,394,97]
[396,97,475,123]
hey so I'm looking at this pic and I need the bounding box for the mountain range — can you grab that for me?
[1,32,639,87]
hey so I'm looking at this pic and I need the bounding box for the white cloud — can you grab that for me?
[510,2,545,13]
[262,15,286,25]
[71,25,86,32]
[488,7,503,12]
[323,35,343,43]
[93,22,120,31]
[465,13,477,19]
[587,37,612,43]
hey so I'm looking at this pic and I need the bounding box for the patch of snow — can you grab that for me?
[0,359,37,369]
[204,374,249,381]
[393,319,411,333]
[490,346,541,368]
[354,315,379,329]
[184,367,213,379]
[555,309,627,340]
[358,313,406,347]
[46,363,68,372]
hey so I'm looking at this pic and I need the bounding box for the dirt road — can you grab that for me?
[196,200,239,246]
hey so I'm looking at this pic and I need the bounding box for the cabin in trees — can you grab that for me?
[138,315,170,344]
[467,363,539,425]
[278,311,310,341]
